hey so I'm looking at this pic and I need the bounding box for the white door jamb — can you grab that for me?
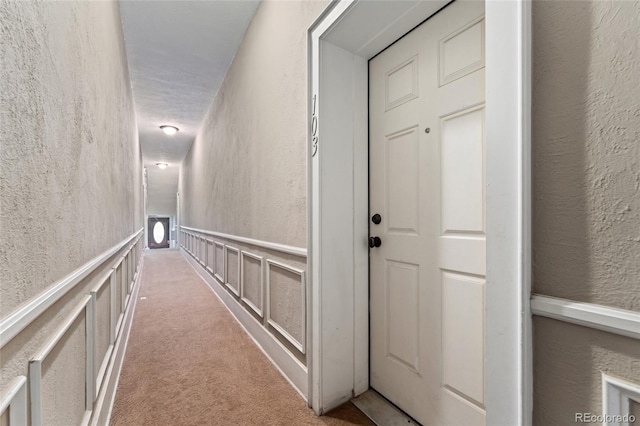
[307,1,532,424]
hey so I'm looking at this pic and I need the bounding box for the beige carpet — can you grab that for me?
[111,250,373,426]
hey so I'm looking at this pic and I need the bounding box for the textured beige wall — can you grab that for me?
[532,0,640,311]
[532,1,640,423]
[1,0,143,314]
[179,0,329,248]
[0,0,141,421]
[533,318,640,425]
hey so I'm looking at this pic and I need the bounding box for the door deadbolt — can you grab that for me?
[371,214,382,224]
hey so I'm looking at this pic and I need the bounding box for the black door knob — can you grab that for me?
[371,214,382,224]
[368,236,382,248]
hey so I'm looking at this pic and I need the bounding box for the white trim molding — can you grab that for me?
[266,260,306,355]
[0,376,27,426]
[308,0,532,421]
[240,250,265,318]
[0,230,143,426]
[531,295,640,340]
[205,238,214,274]
[29,295,94,426]
[224,245,241,297]
[90,253,144,426]
[602,374,640,426]
[214,241,225,284]
[0,228,143,348]
[181,225,307,258]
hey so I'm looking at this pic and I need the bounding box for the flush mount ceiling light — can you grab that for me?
[160,125,179,135]
[156,163,168,169]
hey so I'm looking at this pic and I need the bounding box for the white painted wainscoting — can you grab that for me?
[0,376,26,426]
[532,294,640,425]
[180,226,309,399]
[0,229,144,426]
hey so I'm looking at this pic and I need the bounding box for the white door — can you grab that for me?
[369,1,486,425]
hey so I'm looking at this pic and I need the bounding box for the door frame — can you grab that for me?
[147,216,170,249]
[307,1,532,424]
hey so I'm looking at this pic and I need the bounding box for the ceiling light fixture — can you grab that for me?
[160,125,179,135]
[156,163,168,169]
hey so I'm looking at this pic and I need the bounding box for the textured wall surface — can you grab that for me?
[533,318,640,424]
[0,0,141,420]
[532,1,640,423]
[532,0,640,311]
[179,0,329,248]
[1,0,143,314]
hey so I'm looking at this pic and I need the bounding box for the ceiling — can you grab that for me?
[119,0,260,215]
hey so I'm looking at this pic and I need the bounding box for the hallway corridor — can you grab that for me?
[110,250,372,426]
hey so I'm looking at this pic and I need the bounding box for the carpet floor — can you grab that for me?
[110,250,373,426]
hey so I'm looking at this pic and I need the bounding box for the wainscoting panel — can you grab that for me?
[0,230,144,426]
[266,260,306,354]
[241,251,264,318]
[0,376,27,426]
[225,246,240,297]
[214,241,225,284]
[205,239,214,274]
[180,226,308,397]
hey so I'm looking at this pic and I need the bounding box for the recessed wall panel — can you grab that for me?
[214,242,224,283]
[41,316,86,426]
[206,240,214,273]
[225,247,240,296]
[442,272,485,406]
[267,261,305,353]
[441,107,484,234]
[96,281,110,372]
[386,127,419,234]
[241,252,263,317]
[385,260,420,372]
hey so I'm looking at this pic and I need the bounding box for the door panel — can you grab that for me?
[385,127,420,235]
[369,1,486,424]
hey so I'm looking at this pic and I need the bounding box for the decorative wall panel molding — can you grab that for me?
[225,245,240,297]
[29,295,94,426]
[241,251,264,318]
[1,231,143,426]
[0,375,27,426]
[266,260,306,354]
[214,241,225,284]
[602,373,640,426]
[181,249,308,400]
[0,229,143,348]
[180,226,308,359]
[205,239,214,274]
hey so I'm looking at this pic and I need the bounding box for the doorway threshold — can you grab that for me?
[351,390,420,426]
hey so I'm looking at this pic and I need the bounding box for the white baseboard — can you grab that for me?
[181,249,308,400]
[90,255,144,426]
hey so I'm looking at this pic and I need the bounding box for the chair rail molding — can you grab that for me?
[180,225,307,258]
[531,295,640,340]
[0,228,144,348]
